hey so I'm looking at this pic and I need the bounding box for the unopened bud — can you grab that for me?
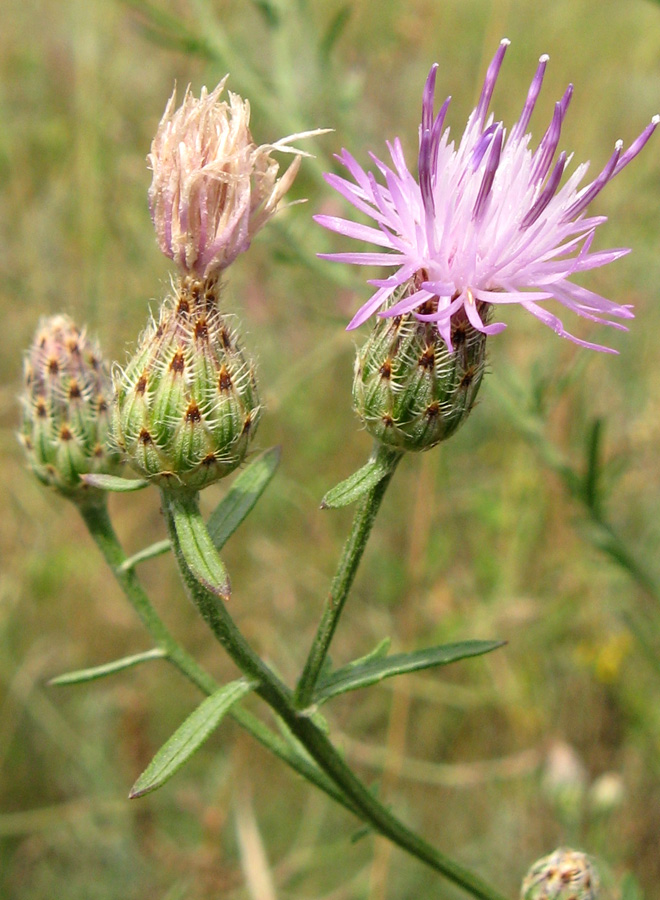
[19,315,121,497]
[113,277,260,490]
[352,285,487,451]
[521,848,599,900]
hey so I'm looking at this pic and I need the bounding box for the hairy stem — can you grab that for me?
[295,456,401,707]
[77,496,355,813]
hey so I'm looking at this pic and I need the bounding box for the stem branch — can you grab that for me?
[161,489,508,900]
[295,454,401,707]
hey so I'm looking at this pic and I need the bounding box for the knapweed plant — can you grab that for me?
[19,43,657,900]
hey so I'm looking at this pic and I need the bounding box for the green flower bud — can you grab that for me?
[19,314,121,498]
[113,276,260,490]
[352,289,487,452]
[521,848,600,900]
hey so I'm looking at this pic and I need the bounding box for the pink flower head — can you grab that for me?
[149,79,320,279]
[316,40,658,352]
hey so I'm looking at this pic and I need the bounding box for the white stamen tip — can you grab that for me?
[615,139,624,150]
[539,54,550,63]
[651,115,660,125]
[500,37,511,47]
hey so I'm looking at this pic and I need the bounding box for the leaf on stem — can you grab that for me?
[48,648,167,686]
[313,640,504,705]
[207,446,281,550]
[81,473,150,492]
[129,679,255,798]
[321,447,401,509]
[118,540,171,572]
[342,637,391,670]
[583,417,604,514]
[168,492,231,599]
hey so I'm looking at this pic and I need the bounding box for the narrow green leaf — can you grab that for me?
[129,679,255,798]
[583,417,603,514]
[168,492,231,599]
[118,539,171,572]
[344,637,391,670]
[321,446,402,509]
[320,5,351,61]
[250,0,280,27]
[81,473,150,492]
[48,648,167,686]
[207,447,281,550]
[313,640,504,705]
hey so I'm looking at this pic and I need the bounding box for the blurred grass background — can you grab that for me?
[2,0,660,897]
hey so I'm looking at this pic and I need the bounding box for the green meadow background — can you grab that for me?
[2,0,660,897]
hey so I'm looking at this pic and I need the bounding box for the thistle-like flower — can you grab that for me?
[112,277,260,490]
[19,315,121,498]
[149,79,321,279]
[520,848,599,900]
[316,40,658,352]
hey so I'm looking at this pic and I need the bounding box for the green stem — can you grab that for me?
[161,489,508,900]
[295,455,401,708]
[76,496,355,813]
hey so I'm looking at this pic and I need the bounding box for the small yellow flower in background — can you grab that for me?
[148,78,324,279]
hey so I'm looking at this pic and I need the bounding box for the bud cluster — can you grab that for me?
[113,277,260,490]
[19,315,120,496]
[352,286,488,452]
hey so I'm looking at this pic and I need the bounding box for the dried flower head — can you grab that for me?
[149,79,321,278]
[316,40,658,352]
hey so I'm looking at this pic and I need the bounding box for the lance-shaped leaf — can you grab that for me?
[48,648,167,686]
[129,679,255,798]
[120,449,280,572]
[167,491,231,599]
[81,473,150,492]
[207,446,281,549]
[321,446,402,509]
[313,640,504,705]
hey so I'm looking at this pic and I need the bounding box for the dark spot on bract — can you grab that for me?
[219,327,232,351]
[48,357,59,376]
[185,402,201,423]
[382,414,394,427]
[459,365,476,389]
[36,398,48,418]
[170,351,185,374]
[97,396,108,414]
[60,425,73,441]
[418,346,435,370]
[177,297,190,317]
[452,321,467,348]
[135,374,147,394]
[194,318,209,341]
[425,401,440,419]
[242,414,252,434]
[93,444,104,457]
[68,381,82,400]
[218,365,232,392]
[202,453,216,467]
[139,428,152,444]
[379,358,392,379]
